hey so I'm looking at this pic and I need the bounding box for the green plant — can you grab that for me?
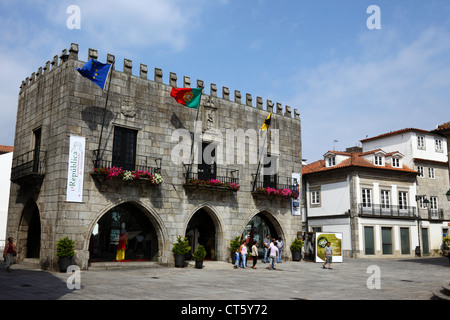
[229,236,242,253]
[192,245,207,261]
[290,238,303,252]
[56,236,75,258]
[172,236,191,256]
[443,236,450,249]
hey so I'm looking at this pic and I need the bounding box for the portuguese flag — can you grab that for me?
[170,87,202,109]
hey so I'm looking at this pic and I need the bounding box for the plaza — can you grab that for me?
[0,257,448,301]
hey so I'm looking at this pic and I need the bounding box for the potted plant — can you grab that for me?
[192,245,207,269]
[229,236,241,264]
[290,238,303,261]
[56,236,75,272]
[172,236,191,268]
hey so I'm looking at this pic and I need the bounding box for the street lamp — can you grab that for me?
[446,189,450,201]
[415,195,429,257]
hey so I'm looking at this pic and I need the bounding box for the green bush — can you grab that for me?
[192,245,207,261]
[228,236,241,253]
[290,238,303,252]
[172,236,191,255]
[56,236,75,258]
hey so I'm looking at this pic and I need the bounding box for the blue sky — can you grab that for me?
[1,0,449,162]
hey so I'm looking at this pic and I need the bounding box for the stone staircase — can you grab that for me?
[432,283,450,300]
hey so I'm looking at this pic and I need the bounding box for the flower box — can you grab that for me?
[252,187,296,199]
[183,178,240,192]
[91,167,163,191]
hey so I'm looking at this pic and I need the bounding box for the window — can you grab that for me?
[398,191,408,209]
[311,190,320,205]
[112,127,137,171]
[374,156,383,166]
[381,190,390,209]
[392,158,400,168]
[382,227,393,255]
[418,196,427,209]
[364,226,375,255]
[362,189,372,207]
[428,167,435,179]
[417,166,424,178]
[400,228,410,255]
[435,139,443,152]
[429,196,438,211]
[327,156,336,167]
[417,135,425,149]
[263,153,277,188]
[198,142,217,181]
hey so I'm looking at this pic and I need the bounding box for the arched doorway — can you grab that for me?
[242,211,280,258]
[18,199,41,259]
[89,203,158,262]
[186,208,216,260]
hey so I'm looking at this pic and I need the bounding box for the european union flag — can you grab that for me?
[76,59,112,90]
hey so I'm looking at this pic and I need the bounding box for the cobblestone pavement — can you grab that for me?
[0,257,448,301]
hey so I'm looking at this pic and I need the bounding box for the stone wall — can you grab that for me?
[7,43,302,270]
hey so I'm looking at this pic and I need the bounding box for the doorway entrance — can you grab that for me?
[18,200,41,259]
[242,212,279,258]
[186,209,216,260]
[89,203,158,262]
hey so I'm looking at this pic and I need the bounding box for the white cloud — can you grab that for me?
[290,26,450,162]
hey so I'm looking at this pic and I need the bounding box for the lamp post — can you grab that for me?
[415,195,429,257]
[446,189,450,201]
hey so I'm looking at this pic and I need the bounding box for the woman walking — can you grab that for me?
[3,237,17,272]
[251,241,258,269]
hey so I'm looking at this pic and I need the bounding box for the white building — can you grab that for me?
[303,148,420,258]
[361,128,450,256]
[0,146,13,248]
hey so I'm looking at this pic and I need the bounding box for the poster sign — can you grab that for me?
[315,232,343,263]
[66,136,85,202]
[291,173,300,216]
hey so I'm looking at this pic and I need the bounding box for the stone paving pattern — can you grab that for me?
[0,257,448,300]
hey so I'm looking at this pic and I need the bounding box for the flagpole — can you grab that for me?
[96,62,114,167]
[252,127,269,191]
[186,87,204,182]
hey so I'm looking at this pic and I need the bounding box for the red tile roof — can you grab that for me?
[360,128,431,143]
[303,151,418,175]
[0,145,13,154]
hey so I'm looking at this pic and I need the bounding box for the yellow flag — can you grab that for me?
[261,113,272,130]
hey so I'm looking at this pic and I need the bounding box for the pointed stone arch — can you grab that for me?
[17,198,41,259]
[185,204,225,261]
[86,199,168,264]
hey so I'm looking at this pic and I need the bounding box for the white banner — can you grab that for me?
[291,173,301,216]
[66,136,85,202]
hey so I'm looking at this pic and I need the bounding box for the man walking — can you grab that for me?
[323,242,333,270]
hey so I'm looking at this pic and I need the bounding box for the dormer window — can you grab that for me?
[392,158,400,168]
[374,155,383,166]
[327,156,336,167]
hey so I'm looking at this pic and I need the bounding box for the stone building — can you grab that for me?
[6,43,302,270]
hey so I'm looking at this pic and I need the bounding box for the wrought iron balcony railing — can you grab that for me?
[11,150,46,182]
[358,203,416,218]
[251,174,295,192]
[428,208,444,220]
[184,164,239,185]
[93,150,161,175]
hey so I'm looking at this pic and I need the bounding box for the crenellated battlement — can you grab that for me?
[19,43,300,120]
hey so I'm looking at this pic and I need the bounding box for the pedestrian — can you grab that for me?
[263,234,270,263]
[233,248,240,269]
[323,242,333,269]
[268,240,279,270]
[277,237,283,263]
[251,241,258,269]
[3,237,17,272]
[240,240,248,269]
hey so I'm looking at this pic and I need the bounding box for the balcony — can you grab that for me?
[251,175,298,200]
[358,204,416,219]
[428,208,444,220]
[92,150,162,193]
[183,164,240,192]
[11,150,46,185]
